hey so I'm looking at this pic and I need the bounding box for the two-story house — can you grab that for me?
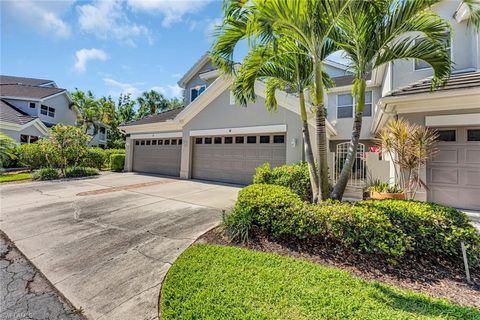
[0,75,108,147]
[120,0,479,210]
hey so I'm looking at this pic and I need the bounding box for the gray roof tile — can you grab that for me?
[0,99,37,125]
[0,75,54,86]
[121,107,185,126]
[0,84,65,99]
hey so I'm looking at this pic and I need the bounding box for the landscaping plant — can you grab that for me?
[377,119,439,199]
[81,147,106,170]
[65,166,99,178]
[0,133,18,169]
[110,154,125,172]
[32,168,61,181]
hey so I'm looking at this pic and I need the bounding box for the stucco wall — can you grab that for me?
[183,61,216,106]
[1,125,46,143]
[38,94,76,126]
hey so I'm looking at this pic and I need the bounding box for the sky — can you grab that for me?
[1,0,244,100]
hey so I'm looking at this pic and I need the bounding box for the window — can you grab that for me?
[235,136,244,144]
[195,137,203,144]
[204,137,212,144]
[190,85,206,102]
[20,135,28,143]
[40,105,55,117]
[260,136,270,143]
[146,140,151,145]
[29,136,39,143]
[140,140,145,145]
[467,129,480,141]
[135,140,140,145]
[363,91,372,117]
[152,140,157,145]
[158,139,163,145]
[247,136,257,144]
[178,139,182,145]
[214,137,222,144]
[171,139,177,145]
[414,35,451,70]
[99,127,106,141]
[437,130,456,142]
[224,137,233,144]
[29,102,35,108]
[337,94,353,118]
[273,135,285,143]
[20,135,39,144]
[164,139,170,145]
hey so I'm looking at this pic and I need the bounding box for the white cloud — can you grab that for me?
[77,0,149,45]
[104,78,142,98]
[2,0,71,38]
[167,84,183,97]
[127,0,211,27]
[74,49,108,73]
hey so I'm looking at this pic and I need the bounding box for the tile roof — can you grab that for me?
[0,99,37,125]
[0,75,54,86]
[387,71,480,97]
[0,84,65,99]
[121,107,185,126]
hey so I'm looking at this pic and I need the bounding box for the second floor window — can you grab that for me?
[190,85,206,102]
[29,102,36,108]
[40,105,55,117]
[337,91,373,118]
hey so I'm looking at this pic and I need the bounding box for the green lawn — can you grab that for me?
[0,173,32,183]
[160,244,479,320]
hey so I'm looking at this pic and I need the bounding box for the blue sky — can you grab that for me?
[1,0,242,100]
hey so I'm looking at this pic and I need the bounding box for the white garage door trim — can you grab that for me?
[190,124,287,137]
[131,131,182,139]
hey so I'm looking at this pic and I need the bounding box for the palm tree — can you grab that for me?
[0,133,17,169]
[212,0,349,201]
[456,0,480,30]
[330,0,452,200]
[72,89,101,135]
[229,38,335,202]
[136,90,169,117]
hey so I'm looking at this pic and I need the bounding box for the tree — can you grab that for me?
[212,0,349,201]
[168,97,183,110]
[456,0,480,30]
[329,0,452,200]
[136,90,169,118]
[0,133,17,169]
[72,89,102,135]
[226,38,334,202]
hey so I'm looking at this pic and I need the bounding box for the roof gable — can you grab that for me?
[0,75,54,87]
[0,99,36,125]
[0,84,66,100]
[177,53,212,88]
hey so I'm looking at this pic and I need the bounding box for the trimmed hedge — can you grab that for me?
[65,166,99,178]
[253,162,311,202]
[110,154,125,172]
[224,184,480,265]
[104,149,125,167]
[32,168,60,181]
[81,148,106,169]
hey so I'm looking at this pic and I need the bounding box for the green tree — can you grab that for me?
[72,89,101,135]
[330,0,452,200]
[212,0,349,201]
[0,133,17,169]
[136,90,169,118]
[456,0,480,30]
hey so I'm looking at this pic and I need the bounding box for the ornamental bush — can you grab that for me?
[32,167,60,181]
[104,148,125,167]
[110,154,125,172]
[81,148,106,169]
[18,143,47,169]
[224,184,480,265]
[253,162,311,202]
[65,166,99,178]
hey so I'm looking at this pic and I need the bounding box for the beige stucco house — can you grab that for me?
[120,0,480,210]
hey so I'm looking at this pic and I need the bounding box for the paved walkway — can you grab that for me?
[0,232,85,320]
[0,173,240,320]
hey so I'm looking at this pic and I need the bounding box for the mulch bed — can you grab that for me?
[198,227,480,309]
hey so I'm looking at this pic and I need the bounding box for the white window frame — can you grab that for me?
[413,34,452,72]
[40,105,55,118]
[336,93,354,119]
[29,102,36,109]
[190,85,206,103]
[336,91,373,119]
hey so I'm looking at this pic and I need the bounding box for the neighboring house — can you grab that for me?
[0,75,108,147]
[120,0,479,210]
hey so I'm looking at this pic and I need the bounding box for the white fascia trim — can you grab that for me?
[130,131,183,139]
[1,96,42,102]
[324,59,348,70]
[31,119,49,136]
[177,53,210,87]
[120,121,182,134]
[326,81,379,93]
[199,69,220,81]
[0,119,49,136]
[426,113,480,127]
[380,87,480,105]
[190,124,287,137]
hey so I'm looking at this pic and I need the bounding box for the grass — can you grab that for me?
[0,172,32,183]
[160,244,479,320]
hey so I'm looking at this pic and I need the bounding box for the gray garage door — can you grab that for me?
[427,127,480,210]
[192,134,287,185]
[133,138,182,176]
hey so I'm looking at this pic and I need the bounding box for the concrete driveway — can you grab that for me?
[0,173,240,320]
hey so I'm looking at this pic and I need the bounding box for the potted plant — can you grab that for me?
[367,178,406,200]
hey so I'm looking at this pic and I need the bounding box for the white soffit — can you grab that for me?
[190,124,287,137]
[425,113,480,127]
[130,131,183,139]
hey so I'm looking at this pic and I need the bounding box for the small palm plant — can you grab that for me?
[376,119,438,199]
[0,133,17,169]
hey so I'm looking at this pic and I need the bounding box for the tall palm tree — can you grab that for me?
[137,90,169,117]
[212,0,350,201]
[330,0,452,200]
[72,89,101,135]
[229,39,334,202]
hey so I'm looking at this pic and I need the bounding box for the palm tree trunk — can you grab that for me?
[299,91,319,203]
[313,59,330,201]
[331,79,366,200]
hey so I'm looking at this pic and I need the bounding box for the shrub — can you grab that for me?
[0,133,18,168]
[32,168,60,181]
[104,149,125,167]
[18,143,46,169]
[110,154,125,172]
[226,184,480,264]
[65,166,99,178]
[253,162,311,202]
[81,148,106,169]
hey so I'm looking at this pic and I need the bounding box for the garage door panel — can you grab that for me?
[133,139,181,177]
[192,134,286,185]
[427,127,480,210]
